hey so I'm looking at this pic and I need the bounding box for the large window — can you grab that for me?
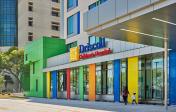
[71,68,79,95]
[83,66,89,95]
[138,54,164,102]
[96,61,113,95]
[58,71,67,92]
[67,0,78,11]
[67,12,80,38]
[120,59,127,100]
[0,0,17,46]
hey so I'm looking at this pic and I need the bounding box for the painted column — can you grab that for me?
[113,60,120,102]
[66,68,71,99]
[88,64,96,101]
[79,66,84,100]
[46,72,51,98]
[51,71,57,99]
[169,51,176,105]
[128,57,138,103]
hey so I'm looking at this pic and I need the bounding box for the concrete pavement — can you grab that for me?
[0,98,175,112]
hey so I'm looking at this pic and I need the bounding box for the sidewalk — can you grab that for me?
[27,98,176,112]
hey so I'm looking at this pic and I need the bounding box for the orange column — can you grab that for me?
[88,64,96,101]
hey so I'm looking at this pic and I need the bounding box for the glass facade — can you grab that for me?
[96,61,113,95]
[58,70,67,92]
[138,54,164,102]
[120,59,127,101]
[67,12,80,38]
[67,0,78,11]
[70,68,79,95]
[0,0,17,46]
[83,66,89,95]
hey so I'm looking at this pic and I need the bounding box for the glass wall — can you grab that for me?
[0,0,17,46]
[67,0,78,11]
[83,66,89,95]
[58,70,67,92]
[96,61,113,95]
[138,53,164,102]
[120,59,127,101]
[67,12,80,38]
[70,68,79,95]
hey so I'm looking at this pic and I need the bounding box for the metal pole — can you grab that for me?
[164,38,168,112]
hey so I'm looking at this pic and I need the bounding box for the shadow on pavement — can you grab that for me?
[27,98,168,112]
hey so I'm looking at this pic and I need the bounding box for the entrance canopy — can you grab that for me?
[84,0,176,50]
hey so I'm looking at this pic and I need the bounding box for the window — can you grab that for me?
[67,12,80,38]
[71,68,79,95]
[89,2,97,10]
[51,35,60,38]
[67,0,78,11]
[51,8,60,17]
[96,62,113,95]
[36,79,38,92]
[51,22,60,31]
[67,41,77,51]
[100,0,108,4]
[52,0,59,3]
[32,62,35,74]
[58,71,67,92]
[28,32,33,41]
[120,59,127,101]
[28,17,33,26]
[83,66,89,95]
[89,0,108,10]
[28,2,33,11]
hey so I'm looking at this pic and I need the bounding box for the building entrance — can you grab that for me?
[139,54,164,104]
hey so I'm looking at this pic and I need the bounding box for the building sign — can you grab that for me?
[79,38,106,53]
[80,48,112,59]
[70,38,112,62]
[70,47,79,62]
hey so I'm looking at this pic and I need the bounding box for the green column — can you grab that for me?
[79,66,84,100]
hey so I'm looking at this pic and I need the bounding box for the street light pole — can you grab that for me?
[164,37,168,112]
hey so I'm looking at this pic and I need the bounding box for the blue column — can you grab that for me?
[169,51,176,105]
[114,59,120,102]
[51,71,57,99]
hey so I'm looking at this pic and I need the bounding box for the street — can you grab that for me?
[0,98,176,112]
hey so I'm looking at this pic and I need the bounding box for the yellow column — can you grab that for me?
[47,72,51,98]
[128,57,138,103]
[88,64,96,101]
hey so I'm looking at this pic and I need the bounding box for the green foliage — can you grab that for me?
[0,47,29,91]
[0,75,4,88]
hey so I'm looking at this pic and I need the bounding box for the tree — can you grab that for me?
[0,47,29,92]
[0,75,4,90]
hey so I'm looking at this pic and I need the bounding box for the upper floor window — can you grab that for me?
[28,2,33,11]
[51,7,60,17]
[67,0,78,11]
[52,0,59,3]
[100,0,107,4]
[67,12,80,38]
[28,17,33,26]
[28,32,33,41]
[89,2,97,10]
[51,22,60,31]
[89,0,108,10]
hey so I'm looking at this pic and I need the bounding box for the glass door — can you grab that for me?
[139,54,164,103]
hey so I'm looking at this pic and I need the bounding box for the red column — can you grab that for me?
[66,68,71,99]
